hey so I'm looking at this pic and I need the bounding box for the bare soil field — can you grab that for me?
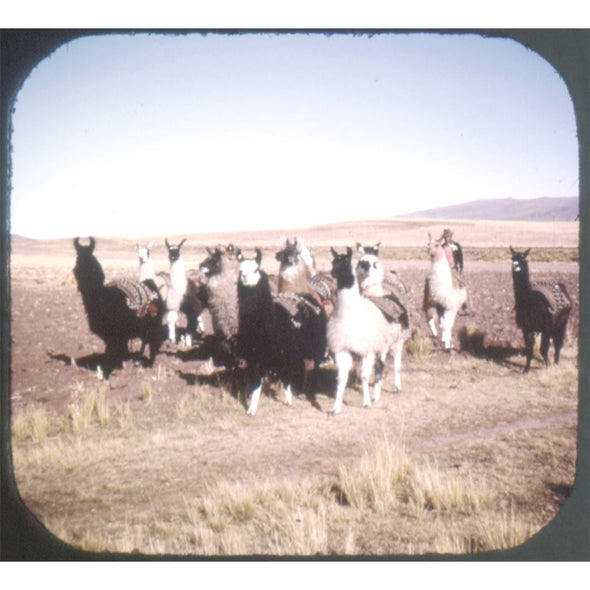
[7,219,582,557]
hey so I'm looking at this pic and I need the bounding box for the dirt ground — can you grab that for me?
[7,226,582,556]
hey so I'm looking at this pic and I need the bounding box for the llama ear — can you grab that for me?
[178,239,187,250]
[295,236,304,252]
[89,237,96,252]
[74,237,81,251]
[280,235,288,249]
[509,246,515,256]
[330,247,339,259]
[165,238,171,250]
[346,246,353,259]
[236,249,243,262]
[374,242,381,255]
[523,248,531,258]
[255,248,262,266]
[356,242,364,255]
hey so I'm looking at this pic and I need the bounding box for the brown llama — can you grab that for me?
[510,247,571,373]
[423,233,467,349]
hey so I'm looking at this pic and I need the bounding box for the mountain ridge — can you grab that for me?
[397,197,579,222]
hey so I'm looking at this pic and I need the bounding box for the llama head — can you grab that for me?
[510,246,531,277]
[237,248,263,287]
[165,238,186,263]
[330,246,355,289]
[276,236,304,271]
[73,237,105,289]
[426,233,445,261]
[200,245,237,277]
[356,242,383,288]
[224,243,238,262]
[356,242,380,258]
[298,239,316,273]
[137,242,153,264]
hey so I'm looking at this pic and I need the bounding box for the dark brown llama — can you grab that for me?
[510,246,572,373]
[73,237,165,375]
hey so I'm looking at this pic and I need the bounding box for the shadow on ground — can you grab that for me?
[458,327,525,369]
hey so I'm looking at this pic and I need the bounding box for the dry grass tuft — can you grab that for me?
[338,436,493,519]
[67,382,111,435]
[406,331,433,360]
[12,404,52,443]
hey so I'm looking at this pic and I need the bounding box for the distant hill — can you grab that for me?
[398,197,579,222]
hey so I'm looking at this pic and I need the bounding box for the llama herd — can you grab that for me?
[72,233,572,415]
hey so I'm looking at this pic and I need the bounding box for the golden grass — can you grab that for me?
[13,421,569,556]
[12,404,52,443]
[68,381,111,435]
[11,340,578,556]
[406,331,433,360]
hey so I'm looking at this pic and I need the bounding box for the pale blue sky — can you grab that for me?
[10,31,578,239]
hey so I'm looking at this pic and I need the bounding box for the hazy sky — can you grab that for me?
[9,31,578,239]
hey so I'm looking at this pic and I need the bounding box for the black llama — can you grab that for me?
[510,247,572,373]
[73,237,165,374]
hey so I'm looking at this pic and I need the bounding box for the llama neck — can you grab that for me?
[239,271,273,316]
[74,256,105,295]
[428,257,452,293]
[512,270,532,303]
[358,266,384,297]
[335,274,361,312]
[139,258,156,282]
[170,258,187,291]
[278,260,309,293]
[208,258,237,291]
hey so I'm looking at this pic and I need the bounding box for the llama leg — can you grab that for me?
[540,333,551,366]
[442,310,456,349]
[360,352,375,408]
[372,353,386,404]
[105,339,126,373]
[427,317,438,338]
[333,351,353,414]
[246,377,264,416]
[146,327,163,367]
[135,340,146,366]
[553,329,566,365]
[284,383,293,407]
[196,314,205,335]
[523,331,535,373]
[392,343,402,392]
[167,310,178,343]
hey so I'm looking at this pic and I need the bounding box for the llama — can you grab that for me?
[73,237,164,373]
[237,248,312,416]
[276,236,316,295]
[356,242,409,303]
[137,242,169,299]
[137,242,155,282]
[278,236,337,315]
[510,247,572,373]
[355,242,410,393]
[164,238,205,347]
[199,244,240,363]
[275,236,328,384]
[327,247,408,414]
[423,233,467,349]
